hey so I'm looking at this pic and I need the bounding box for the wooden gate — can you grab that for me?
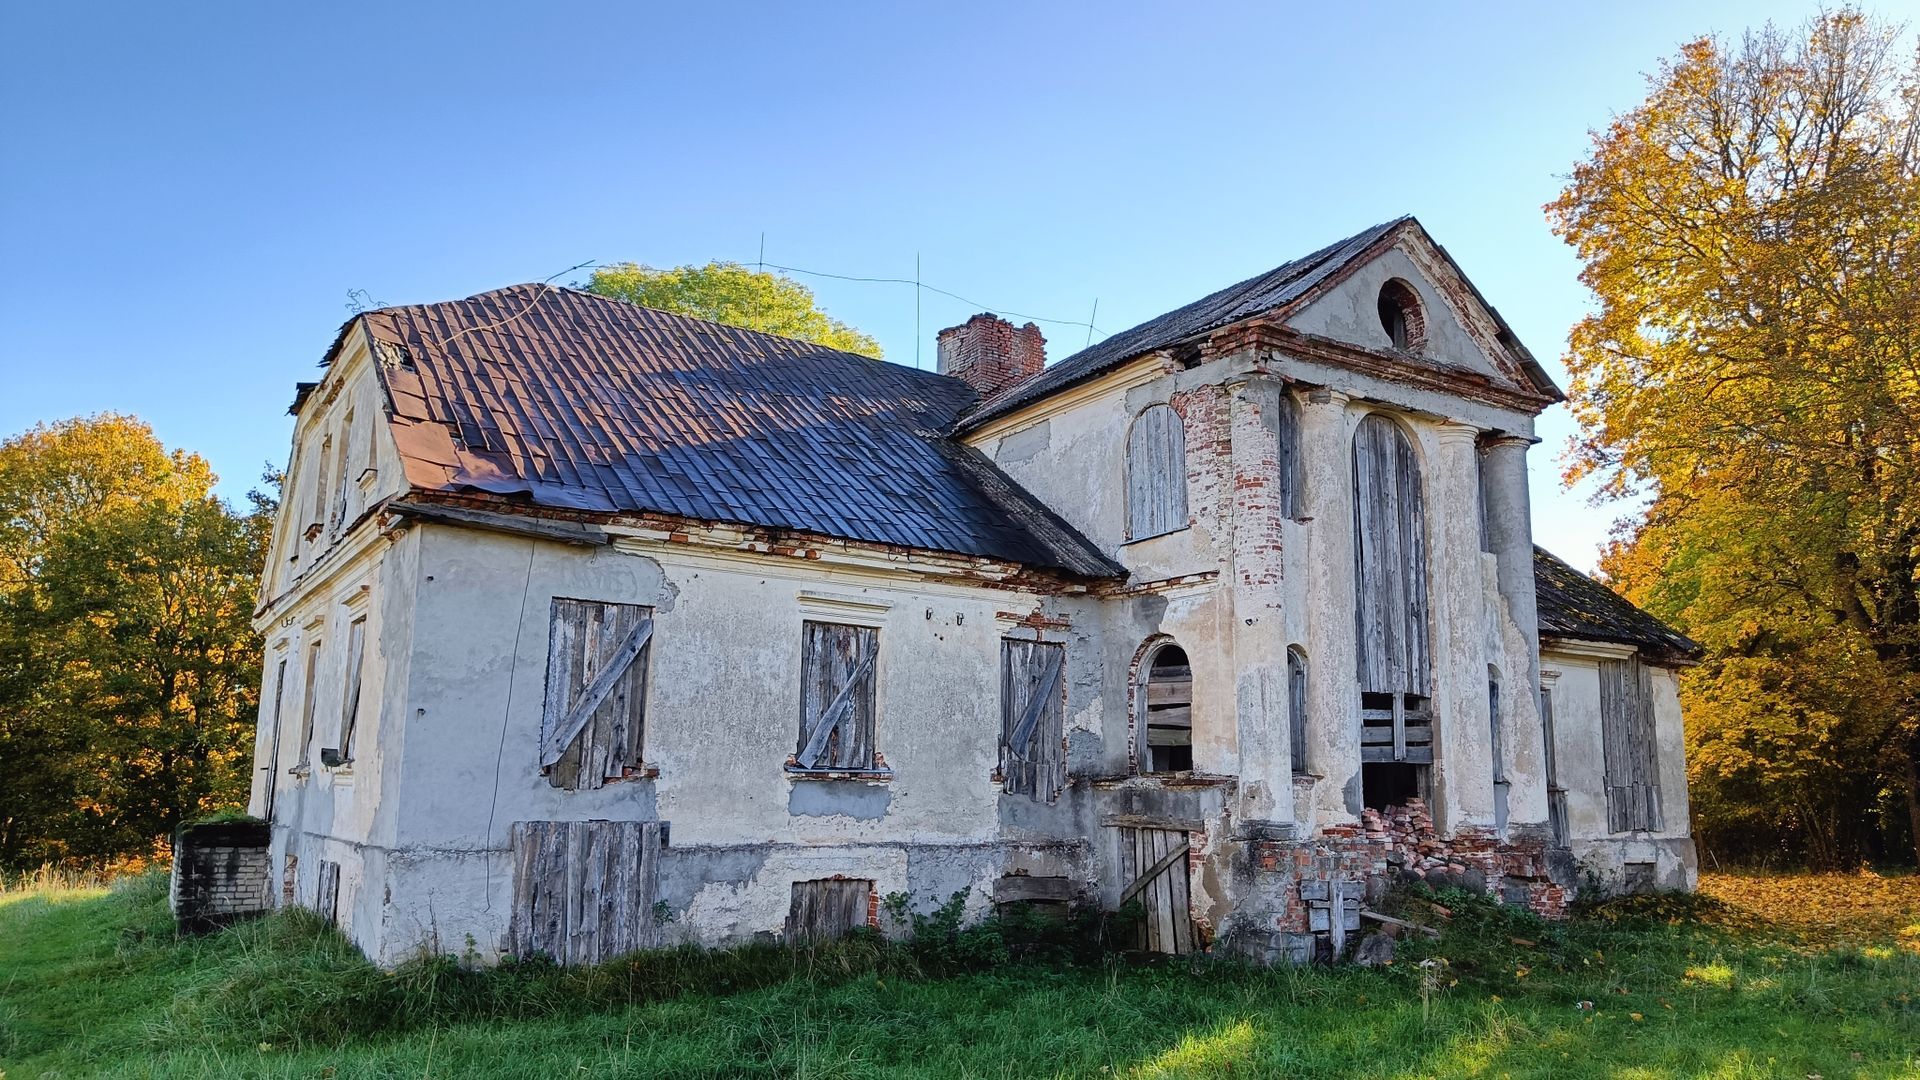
[1117,826,1195,954]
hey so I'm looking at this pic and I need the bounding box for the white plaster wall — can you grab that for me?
[1543,641,1697,845]
[370,523,1066,958]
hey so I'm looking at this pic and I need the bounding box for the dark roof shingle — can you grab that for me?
[348,285,1122,578]
[1535,547,1699,660]
[959,218,1409,431]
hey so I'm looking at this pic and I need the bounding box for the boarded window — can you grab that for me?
[311,434,331,533]
[1287,646,1308,775]
[540,599,654,790]
[1354,414,1430,807]
[786,878,873,943]
[331,412,353,532]
[1277,392,1304,519]
[509,820,662,965]
[795,622,879,772]
[1542,686,1568,845]
[263,658,288,818]
[1142,643,1192,773]
[1599,658,1663,832]
[1000,639,1065,801]
[335,616,367,762]
[1489,669,1508,835]
[297,639,321,767]
[315,858,340,925]
[1126,404,1187,540]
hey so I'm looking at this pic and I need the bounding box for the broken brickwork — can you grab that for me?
[1234,798,1571,963]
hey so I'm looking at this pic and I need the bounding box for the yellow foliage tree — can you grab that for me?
[1550,10,1920,866]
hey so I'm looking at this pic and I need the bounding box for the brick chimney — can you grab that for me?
[936,313,1046,397]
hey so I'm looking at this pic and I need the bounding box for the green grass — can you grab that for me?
[2,874,1916,1079]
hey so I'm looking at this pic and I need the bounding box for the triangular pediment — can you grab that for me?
[1281,222,1559,402]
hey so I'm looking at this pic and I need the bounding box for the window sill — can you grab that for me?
[287,763,312,779]
[784,766,893,783]
[1120,524,1191,547]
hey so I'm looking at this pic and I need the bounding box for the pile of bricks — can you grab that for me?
[1250,799,1569,928]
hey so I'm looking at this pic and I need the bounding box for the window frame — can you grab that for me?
[792,620,883,775]
[1125,404,1189,542]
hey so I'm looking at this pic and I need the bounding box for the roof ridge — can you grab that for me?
[370,281,964,385]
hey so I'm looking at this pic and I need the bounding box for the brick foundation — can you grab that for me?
[169,820,273,934]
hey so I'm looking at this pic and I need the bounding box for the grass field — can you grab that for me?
[1,870,1916,1079]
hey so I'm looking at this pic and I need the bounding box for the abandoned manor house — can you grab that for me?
[245,216,1699,965]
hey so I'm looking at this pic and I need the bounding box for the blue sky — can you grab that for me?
[0,0,1835,569]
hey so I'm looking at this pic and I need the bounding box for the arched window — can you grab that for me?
[1376,279,1426,352]
[1287,646,1308,775]
[1126,404,1187,540]
[1489,665,1508,835]
[1277,391,1304,520]
[1353,413,1431,809]
[1140,642,1192,773]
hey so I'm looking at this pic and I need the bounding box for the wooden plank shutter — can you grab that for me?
[1599,658,1662,831]
[1288,648,1308,774]
[509,820,663,965]
[1277,392,1303,519]
[1117,827,1195,955]
[796,622,878,771]
[1127,404,1187,540]
[338,616,367,760]
[1001,639,1065,800]
[1630,660,1664,830]
[315,859,340,926]
[541,599,654,790]
[786,879,873,943]
[1352,414,1430,698]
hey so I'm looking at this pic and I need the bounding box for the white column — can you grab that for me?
[1299,390,1358,827]
[1430,421,1494,834]
[1482,434,1549,829]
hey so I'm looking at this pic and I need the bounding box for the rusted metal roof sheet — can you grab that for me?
[1535,547,1700,660]
[350,285,1123,578]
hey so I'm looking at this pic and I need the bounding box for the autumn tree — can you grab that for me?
[1550,10,1920,866]
[0,415,267,867]
[584,261,883,358]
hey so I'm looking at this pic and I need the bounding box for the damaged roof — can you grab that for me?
[959,216,1559,432]
[338,284,1123,578]
[1534,547,1700,661]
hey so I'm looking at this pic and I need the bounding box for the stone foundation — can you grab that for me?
[1227,799,1574,964]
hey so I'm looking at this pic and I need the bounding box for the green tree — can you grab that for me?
[584,261,883,359]
[0,415,267,867]
[1549,10,1920,866]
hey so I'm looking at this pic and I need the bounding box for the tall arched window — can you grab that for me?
[1126,404,1187,540]
[1277,392,1304,520]
[1140,641,1192,773]
[1287,646,1308,775]
[1353,413,1431,808]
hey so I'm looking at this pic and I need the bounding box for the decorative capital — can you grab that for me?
[1304,388,1349,407]
[1436,421,1480,447]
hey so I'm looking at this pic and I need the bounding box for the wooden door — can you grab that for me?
[1117,827,1195,954]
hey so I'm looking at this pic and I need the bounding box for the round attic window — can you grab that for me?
[1376,279,1425,352]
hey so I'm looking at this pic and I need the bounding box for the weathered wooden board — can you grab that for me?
[1126,404,1187,540]
[509,820,662,966]
[315,859,341,926]
[1117,826,1194,955]
[1599,658,1663,832]
[337,616,367,759]
[542,600,653,789]
[1000,639,1065,801]
[1277,391,1303,519]
[796,622,878,771]
[786,878,872,943]
[1352,414,1430,698]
